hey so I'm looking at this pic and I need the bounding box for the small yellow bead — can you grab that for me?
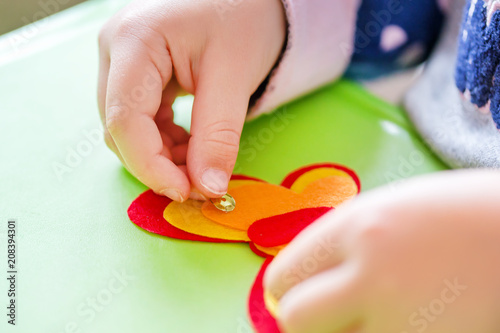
[209,193,236,212]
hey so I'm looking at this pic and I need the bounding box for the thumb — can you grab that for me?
[187,58,252,198]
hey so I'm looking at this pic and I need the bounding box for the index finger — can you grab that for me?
[105,38,190,201]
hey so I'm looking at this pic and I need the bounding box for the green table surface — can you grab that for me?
[0,1,447,332]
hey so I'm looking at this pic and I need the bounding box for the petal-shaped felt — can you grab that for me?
[249,242,273,258]
[281,163,361,193]
[290,168,352,193]
[249,258,281,333]
[254,244,285,257]
[248,207,333,247]
[301,175,358,207]
[202,183,308,231]
[128,190,231,243]
[164,199,250,241]
[231,174,266,182]
[202,175,355,231]
[228,175,266,191]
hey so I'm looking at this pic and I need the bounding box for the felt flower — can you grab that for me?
[128,163,361,333]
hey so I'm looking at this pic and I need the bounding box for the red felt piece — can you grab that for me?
[248,207,333,248]
[231,174,266,182]
[249,258,281,333]
[280,163,361,193]
[249,242,273,258]
[128,190,233,243]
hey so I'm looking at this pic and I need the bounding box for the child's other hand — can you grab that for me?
[265,170,500,333]
[97,0,286,201]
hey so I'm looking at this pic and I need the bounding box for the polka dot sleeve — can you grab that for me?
[248,0,361,119]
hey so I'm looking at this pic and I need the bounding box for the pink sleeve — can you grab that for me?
[248,0,361,119]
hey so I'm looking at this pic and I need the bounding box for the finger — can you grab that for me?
[155,89,189,164]
[189,188,207,201]
[155,79,191,145]
[97,47,109,123]
[177,165,207,201]
[278,265,363,333]
[171,143,188,165]
[97,44,117,153]
[106,38,190,202]
[264,209,348,300]
[97,42,129,168]
[97,29,110,117]
[157,118,190,148]
[187,53,250,198]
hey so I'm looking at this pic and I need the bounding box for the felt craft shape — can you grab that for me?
[247,207,333,248]
[128,189,232,243]
[128,163,361,332]
[248,258,281,333]
[201,177,352,231]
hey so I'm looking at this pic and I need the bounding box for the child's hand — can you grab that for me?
[97,0,286,201]
[265,170,500,333]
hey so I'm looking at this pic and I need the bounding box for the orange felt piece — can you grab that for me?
[164,199,249,241]
[281,163,361,192]
[202,183,306,231]
[202,175,357,231]
[254,244,285,257]
[249,242,273,258]
[290,168,351,193]
[301,175,358,207]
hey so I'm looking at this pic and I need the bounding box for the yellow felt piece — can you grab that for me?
[164,199,249,241]
[202,183,308,231]
[255,244,286,257]
[202,175,357,231]
[301,175,358,207]
[290,168,350,193]
[264,290,279,319]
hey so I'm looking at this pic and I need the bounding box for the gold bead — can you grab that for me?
[210,193,236,212]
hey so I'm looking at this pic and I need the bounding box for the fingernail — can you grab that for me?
[190,191,207,201]
[200,168,229,195]
[160,188,184,202]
